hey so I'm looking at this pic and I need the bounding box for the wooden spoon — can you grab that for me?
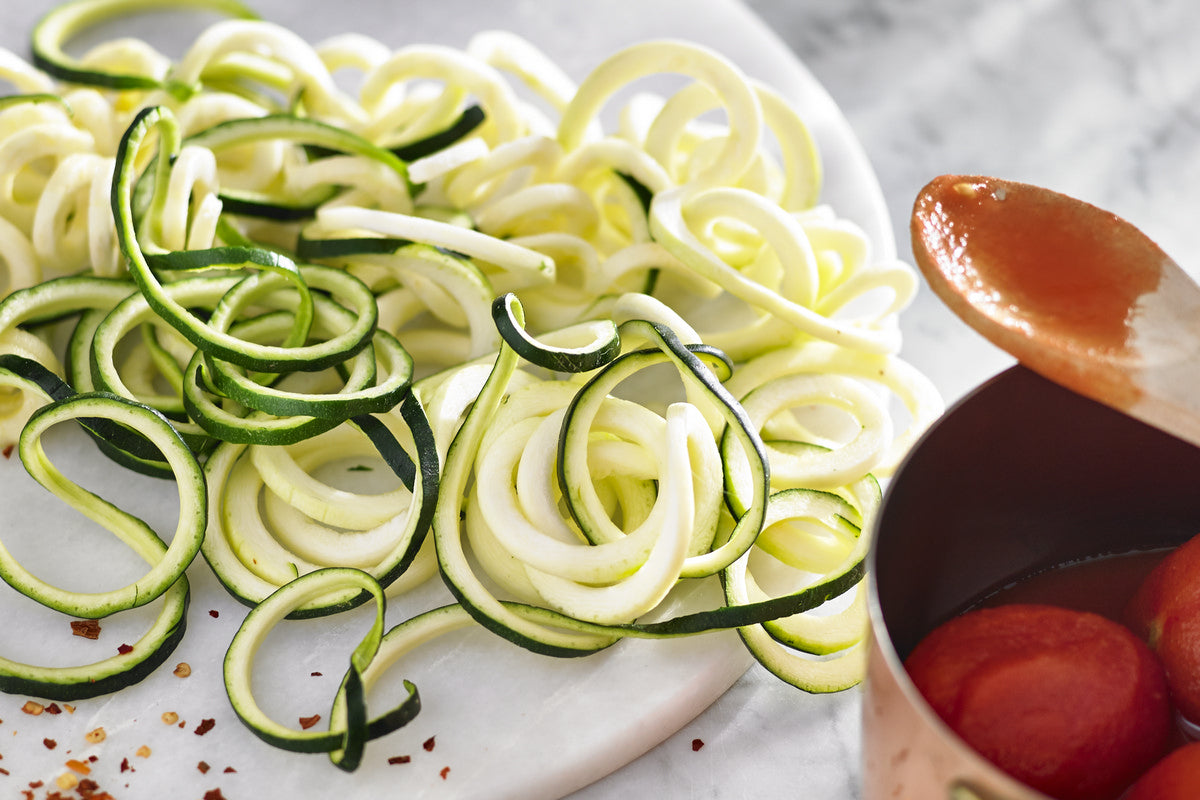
[911,174,1200,449]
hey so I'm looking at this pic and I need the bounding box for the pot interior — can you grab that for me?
[872,364,1200,659]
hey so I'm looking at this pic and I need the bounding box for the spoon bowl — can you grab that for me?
[911,175,1200,448]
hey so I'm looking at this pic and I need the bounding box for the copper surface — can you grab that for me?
[862,364,1200,799]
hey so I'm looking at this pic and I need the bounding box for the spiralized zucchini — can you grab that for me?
[0,0,944,768]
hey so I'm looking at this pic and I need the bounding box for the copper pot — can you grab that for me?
[862,365,1200,800]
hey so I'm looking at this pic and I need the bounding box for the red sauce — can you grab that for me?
[977,549,1170,623]
[912,175,1164,358]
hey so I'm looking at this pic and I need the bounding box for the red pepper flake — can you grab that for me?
[197,762,210,774]
[21,701,44,716]
[203,791,226,800]
[77,778,100,795]
[691,738,704,752]
[116,644,133,655]
[208,610,219,618]
[387,755,411,765]
[310,671,323,677]
[423,736,436,752]
[70,620,101,640]
[20,791,31,800]
[223,766,236,773]
[2,444,13,459]
[29,781,43,788]
[298,714,320,730]
[43,738,57,750]
[88,755,98,762]
[119,758,131,773]
[65,759,90,775]
[44,703,62,715]
[440,766,450,780]
[0,767,8,775]
[194,718,215,736]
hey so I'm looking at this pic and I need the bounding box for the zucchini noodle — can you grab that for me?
[0,0,944,767]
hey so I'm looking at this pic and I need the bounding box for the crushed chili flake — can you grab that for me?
[194,718,215,736]
[3,444,13,459]
[119,759,130,773]
[691,738,704,752]
[388,755,411,765]
[43,738,57,750]
[423,736,436,752]
[310,671,323,677]
[116,644,133,655]
[161,712,178,725]
[223,767,236,773]
[20,791,32,800]
[197,761,210,774]
[85,728,106,744]
[135,745,151,758]
[76,778,100,795]
[70,620,101,640]
[298,714,320,730]
[22,701,44,715]
[173,662,191,678]
[0,767,7,775]
[29,781,42,788]
[208,610,219,618]
[88,755,97,762]
[203,790,226,800]
[65,759,90,775]
[440,766,450,780]
[44,703,62,715]
[55,772,78,790]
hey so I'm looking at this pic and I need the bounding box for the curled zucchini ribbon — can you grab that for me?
[0,353,199,699]
[31,0,263,98]
[224,567,420,772]
[201,389,440,617]
[0,3,951,759]
[423,294,889,691]
[110,106,416,449]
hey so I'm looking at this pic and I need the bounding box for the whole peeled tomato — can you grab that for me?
[1127,532,1200,722]
[1125,742,1200,800]
[905,603,1171,800]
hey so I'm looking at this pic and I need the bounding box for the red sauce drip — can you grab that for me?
[913,176,1164,357]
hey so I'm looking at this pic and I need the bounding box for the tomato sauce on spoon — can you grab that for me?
[911,174,1200,448]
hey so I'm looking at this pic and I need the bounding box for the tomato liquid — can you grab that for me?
[972,549,1198,750]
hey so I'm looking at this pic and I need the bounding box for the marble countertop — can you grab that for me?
[2,0,1197,797]
[583,0,1200,797]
